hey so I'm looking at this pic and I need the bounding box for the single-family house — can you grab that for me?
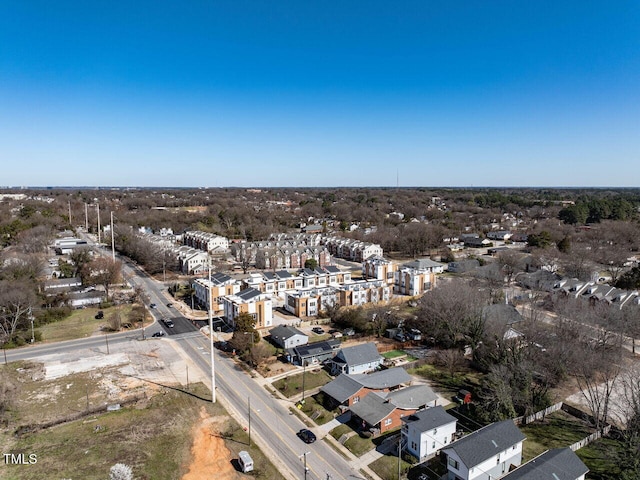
[290,339,341,366]
[321,367,412,408]
[402,406,458,460]
[441,420,526,480]
[501,448,588,480]
[328,343,383,375]
[349,384,438,434]
[269,325,308,350]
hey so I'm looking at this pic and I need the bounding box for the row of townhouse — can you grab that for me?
[183,230,229,253]
[362,256,444,296]
[192,272,241,315]
[244,266,351,296]
[254,246,331,269]
[554,277,640,307]
[284,279,392,317]
[230,239,331,269]
[222,287,273,330]
[321,236,383,262]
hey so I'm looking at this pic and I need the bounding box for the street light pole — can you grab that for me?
[208,259,216,403]
[299,452,310,480]
[110,211,115,262]
[248,396,251,447]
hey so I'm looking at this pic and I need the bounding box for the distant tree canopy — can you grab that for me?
[616,266,640,290]
[559,197,637,224]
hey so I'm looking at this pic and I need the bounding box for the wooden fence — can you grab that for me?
[513,402,563,426]
[570,425,612,451]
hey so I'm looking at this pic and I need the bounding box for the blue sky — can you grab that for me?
[1,1,638,187]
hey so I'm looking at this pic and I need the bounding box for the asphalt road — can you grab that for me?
[15,236,361,480]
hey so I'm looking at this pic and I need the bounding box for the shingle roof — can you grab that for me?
[402,259,444,270]
[351,367,411,389]
[324,266,341,273]
[443,420,526,468]
[379,384,438,409]
[320,374,364,403]
[269,325,306,341]
[502,448,588,480]
[402,406,457,432]
[482,304,523,326]
[349,392,396,426]
[336,343,381,367]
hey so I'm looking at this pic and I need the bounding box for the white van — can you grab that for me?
[238,450,253,473]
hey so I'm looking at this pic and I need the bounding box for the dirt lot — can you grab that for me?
[0,338,281,480]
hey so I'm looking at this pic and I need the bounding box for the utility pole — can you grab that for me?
[301,361,306,404]
[68,200,72,228]
[84,202,89,231]
[110,211,115,262]
[248,396,251,447]
[299,452,310,480]
[208,258,216,403]
[96,203,101,244]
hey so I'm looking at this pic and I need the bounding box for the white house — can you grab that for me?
[328,343,383,375]
[269,325,308,350]
[402,406,458,461]
[441,420,526,480]
[501,448,588,480]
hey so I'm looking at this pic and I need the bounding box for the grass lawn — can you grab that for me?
[271,368,332,398]
[1,376,284,480]
[382,350,407,359]
[576,436,624,480]
[299,393,337,425]
[329,423,375,456]
[36,305,151,343]
[408,361,482,400]
[520,410,594,461]
[369,454,411,480]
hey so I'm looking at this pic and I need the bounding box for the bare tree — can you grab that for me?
[434,349,465,379]
[106,312,122,332]
[85,257,122,300]
[0,280,38,341]
[571,341,622,432]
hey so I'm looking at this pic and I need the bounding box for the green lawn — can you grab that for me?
[520,411,594,461]
[576,436,624,480]
[36,305,149,343]
[382,350,407,359]
[369,454,411,480]
[271,368,332,398]
[298,393,337,425]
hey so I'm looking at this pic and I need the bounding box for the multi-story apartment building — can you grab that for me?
[394,259,442,296]
[244,267,351,297]
[222,287,273,329]
[284,279,391,317]
[192,273,242,315]
[362,255,397,285]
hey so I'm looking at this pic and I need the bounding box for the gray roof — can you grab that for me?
[334,343,382,367]
[351,367,411,389]
[269,325,307,341]
[482,304,523,326]
[321,374,364,403]
[379,384,438,409]
[321,367,411,403]
[349,392,396,426]
[502,448,588,480]
[402,406,457,432]
[275,270,292,278]
[443,420,526,468]
[402,259,444,270]
[324,265,341,273]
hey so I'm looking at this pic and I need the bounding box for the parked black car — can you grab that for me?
[297,428,316,444]
[311,327,325,334]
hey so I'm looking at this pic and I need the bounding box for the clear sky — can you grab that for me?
[1,1,638,188]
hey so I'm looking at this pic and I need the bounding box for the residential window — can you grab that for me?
[432,441,436,449]
[448,458,459,470]
[353,396,360,403]
[384,418,392,426]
